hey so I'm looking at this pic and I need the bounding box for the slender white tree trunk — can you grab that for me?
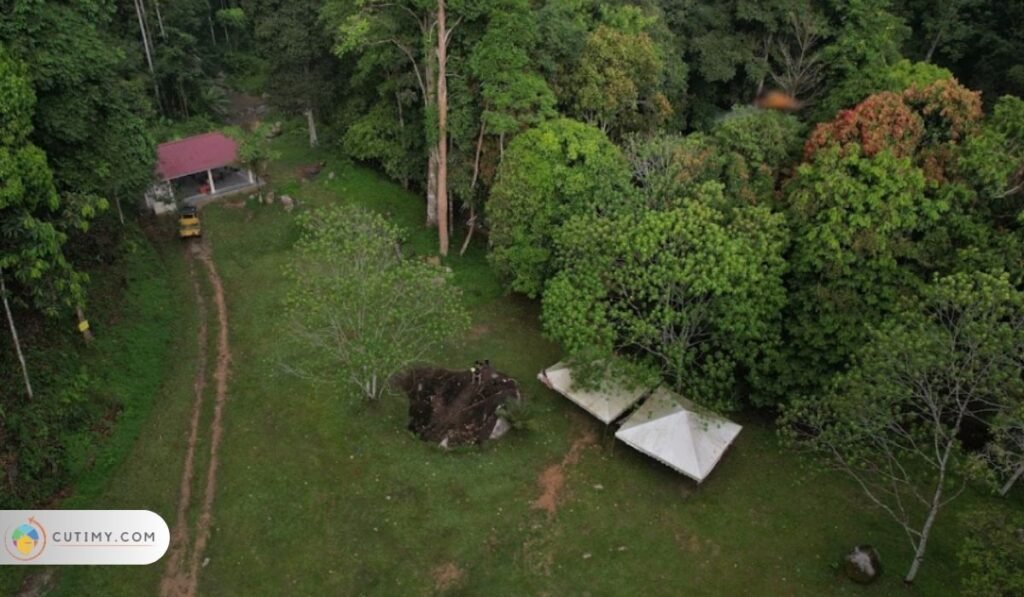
[435,0,449,256]
[132,0,160,109]
[153,0,167,38]
[905,483,943,584]
[1000,463,1024,496]
[205,1,218,44]
[426,149,438,226]
[115,191,125,225]
[304,109,319,148]
[423,43,439,227]
[1,273,33,399]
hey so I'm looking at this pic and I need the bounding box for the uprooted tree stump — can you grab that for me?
[396,363,522,448]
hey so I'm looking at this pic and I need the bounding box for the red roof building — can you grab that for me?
[155,132,240,181]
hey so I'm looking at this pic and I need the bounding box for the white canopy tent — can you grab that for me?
[614,387,742,483]
[537,362,646,424]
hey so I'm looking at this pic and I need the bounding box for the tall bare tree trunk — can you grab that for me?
[423,40,438,227]
[114,190,125,225]
[426,149,438,226]
[133,0,161,110]
[1,273,33,400]
[435,0,450,256]
[460,121,486,257]
[205,1,218,44]
[153,0,167,38]
[304,108,319,148]
[1000,463,1024,496]
[471,120,485,190]
[459,205,476,257]
[925,30,943,63]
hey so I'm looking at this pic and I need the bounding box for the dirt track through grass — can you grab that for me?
[160,241,232,597]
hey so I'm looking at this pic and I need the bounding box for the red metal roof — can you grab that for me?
[155,132,240,181]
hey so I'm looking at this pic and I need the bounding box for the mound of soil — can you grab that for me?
[397,363,521,447]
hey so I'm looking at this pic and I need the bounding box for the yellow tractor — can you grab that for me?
[178,205,201,239]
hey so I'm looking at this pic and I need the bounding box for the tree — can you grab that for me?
[281,205,469,400]
[0,48,77,398]
[324,0,473,255]
[568,23,670,138]
[543,190,788,411]
[467,0,556,160]
[783,271,1024,584]
[895,0,979,64]
[815,0,910,119]
[486,118,633,298]
[781,145,946,395]
[765,11,827,102]
[805,78,983,169]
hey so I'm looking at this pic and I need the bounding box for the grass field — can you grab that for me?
[34,124,1020,596]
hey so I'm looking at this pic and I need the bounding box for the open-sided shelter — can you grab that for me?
[614,387,742,483]
[537,362,647,424]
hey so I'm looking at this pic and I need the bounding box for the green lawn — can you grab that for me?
[42,124,1017,596]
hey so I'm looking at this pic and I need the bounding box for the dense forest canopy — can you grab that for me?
[1,0,1023,587]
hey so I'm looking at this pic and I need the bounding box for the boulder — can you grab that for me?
[842,545,882,584]
[281,195,295,212]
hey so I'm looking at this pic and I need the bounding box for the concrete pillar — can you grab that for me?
[207,169,217,194]
[247,169,254,184]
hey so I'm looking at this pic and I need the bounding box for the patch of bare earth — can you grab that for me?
[531,428,597,515]
[432,562,465,592]
[160,240,232,597]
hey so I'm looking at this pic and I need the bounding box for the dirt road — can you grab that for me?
[160,241,232,597]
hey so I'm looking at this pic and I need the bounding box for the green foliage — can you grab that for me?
[569,24,670,137]
[958,507,1024,597]
[469,0,556,136]
[781,146,937,395]
[958,95,1024,200]
[883,59,954,90]
[343,103,422,187]
[542,186,788,411]
[215,7,247,29]
[282,204,470,400]
[225,125,277,187]
[487,118,633,297]
[0,47,83,314]
[816,0,910,119]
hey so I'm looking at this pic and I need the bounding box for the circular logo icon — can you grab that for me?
[6,519,46,561]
